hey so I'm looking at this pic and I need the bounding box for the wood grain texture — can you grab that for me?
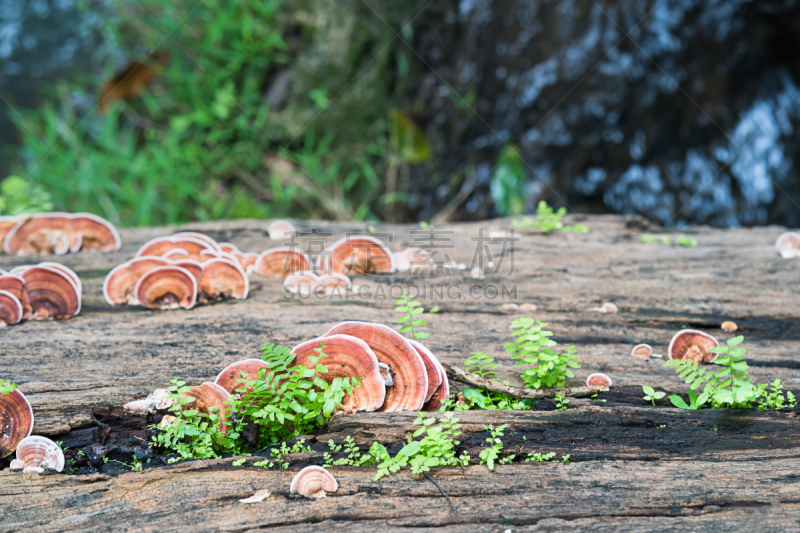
[1,215,799,530]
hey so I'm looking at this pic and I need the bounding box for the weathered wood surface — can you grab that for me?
[2,215,800,531]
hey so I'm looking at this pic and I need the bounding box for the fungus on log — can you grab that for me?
[20,265,81,319]
[668,329,720,363]
[134,265,197,310]
[316,236,395,275]
[15,436,65,473]
[0,389,34,458]
[254,248,310,278]
[290,466,338,499]
[103,257,169,305]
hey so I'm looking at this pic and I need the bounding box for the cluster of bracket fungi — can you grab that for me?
[104,232,251,309]
[0,263,81,325]
[631,328,720,363]
[126,320,449,430]
[0,387,65,474]
[0,212,120,256]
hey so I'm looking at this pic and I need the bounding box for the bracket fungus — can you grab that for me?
[134,265,197,310]
[290,465,338,499]
[254,247,311,278]
[171,232,222,251]
[284,271,322,295]
[199,258,248,301]
[316,236,395,275]
[586,373,613,390]
[407,339,443,403]
[0,388,34,458]
[775,232,800,258]
[394,247,435,273]
[721,321,738,333]
[291,334,386,413]
[0,290,23,325]
[599,302,618,313]
[180,382,232,432]
[267,219,296,240]
[15,436,65,473]
[0,274,32,318]
[668,329,720,364]
[0,215,26,246]
[21,265,81,319]
[631,343,662,359]
[318,274,351,294]
[3,212,119,255]
[103,257,169,305]
[169,259,204,285]
[136,236,214,261]
[322,322,427,411]
[215,359,272,394]
[423,356,449,412]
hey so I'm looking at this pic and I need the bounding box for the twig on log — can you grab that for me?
[423,472,456,512]
[443,364,602,400]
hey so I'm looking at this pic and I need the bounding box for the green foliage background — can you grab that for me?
[5,0,429,227]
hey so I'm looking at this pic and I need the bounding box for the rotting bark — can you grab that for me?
[1,215,800,531]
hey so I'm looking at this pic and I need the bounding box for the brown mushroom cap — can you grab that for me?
[407,339,443,403]
[21,265,81,318]
[0,290,23,325]
[631,343,653,359]
[0,274,32,317]
[136,236,215,261]
[776,232,800,258]
[586,373,612,390]
[267,220,297,240]
[214,359,272,394]
[283,271,321,295]
[199,258,248,301]
[290,465,338,498]
[291,334,386,413]
[667,329,720,363]
[254,247,311,278]
[134,265,197,310]
[16,436,65,473]
[3,213,76,256]
[721,321,738,333]
[180,382,232,433]
[103,257,169,305]
[0,389,34,458]
[68,213,121,252]
[37,262,82,296]
[322,322,427,411]
[394,247,435,273]
[318,274,351,294]
[317,236,395,275]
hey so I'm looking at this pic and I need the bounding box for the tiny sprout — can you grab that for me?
[232,458,246,466]
[554,392,569,410]
[642,385,666,406]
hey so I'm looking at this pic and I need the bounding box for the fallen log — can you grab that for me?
[443,363,603,399]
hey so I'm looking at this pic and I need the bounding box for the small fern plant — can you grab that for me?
[503,318,580,389]
[395,290,438,340]
[664,335,759,408]
[463,351,498,378]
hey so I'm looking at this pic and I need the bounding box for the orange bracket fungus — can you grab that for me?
[291,334,386,413]
[318,274,351,294]
[599,302,618,313]
[254,247,311,278]
[199,258,248,301]
[316,236,395,275]
[267,219,297,240]
[322,321,427,411]
[215,359,273,395]
[136,236,215,261]
[0,274,32,317]
[775,232,800,258]
[171,232,222,251]
[169,259,204,285]
[15,436,65,473]
[21,265,81,319]
[103,257,169,305]
[180,382,231,432]
[721,321,738,333]
[0,215,26,246]
[667,329,720,363]
[631,343,663,359]
[394,247,435,273]
[586,373,613,390]
[134,265,197,310]
[407,339,443,403]
[290,465,338,499]
[423,356,449,412]
[3,212,119,255]
[0,388,34,458]
[0,290,23,326]
[284,271,322,295]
